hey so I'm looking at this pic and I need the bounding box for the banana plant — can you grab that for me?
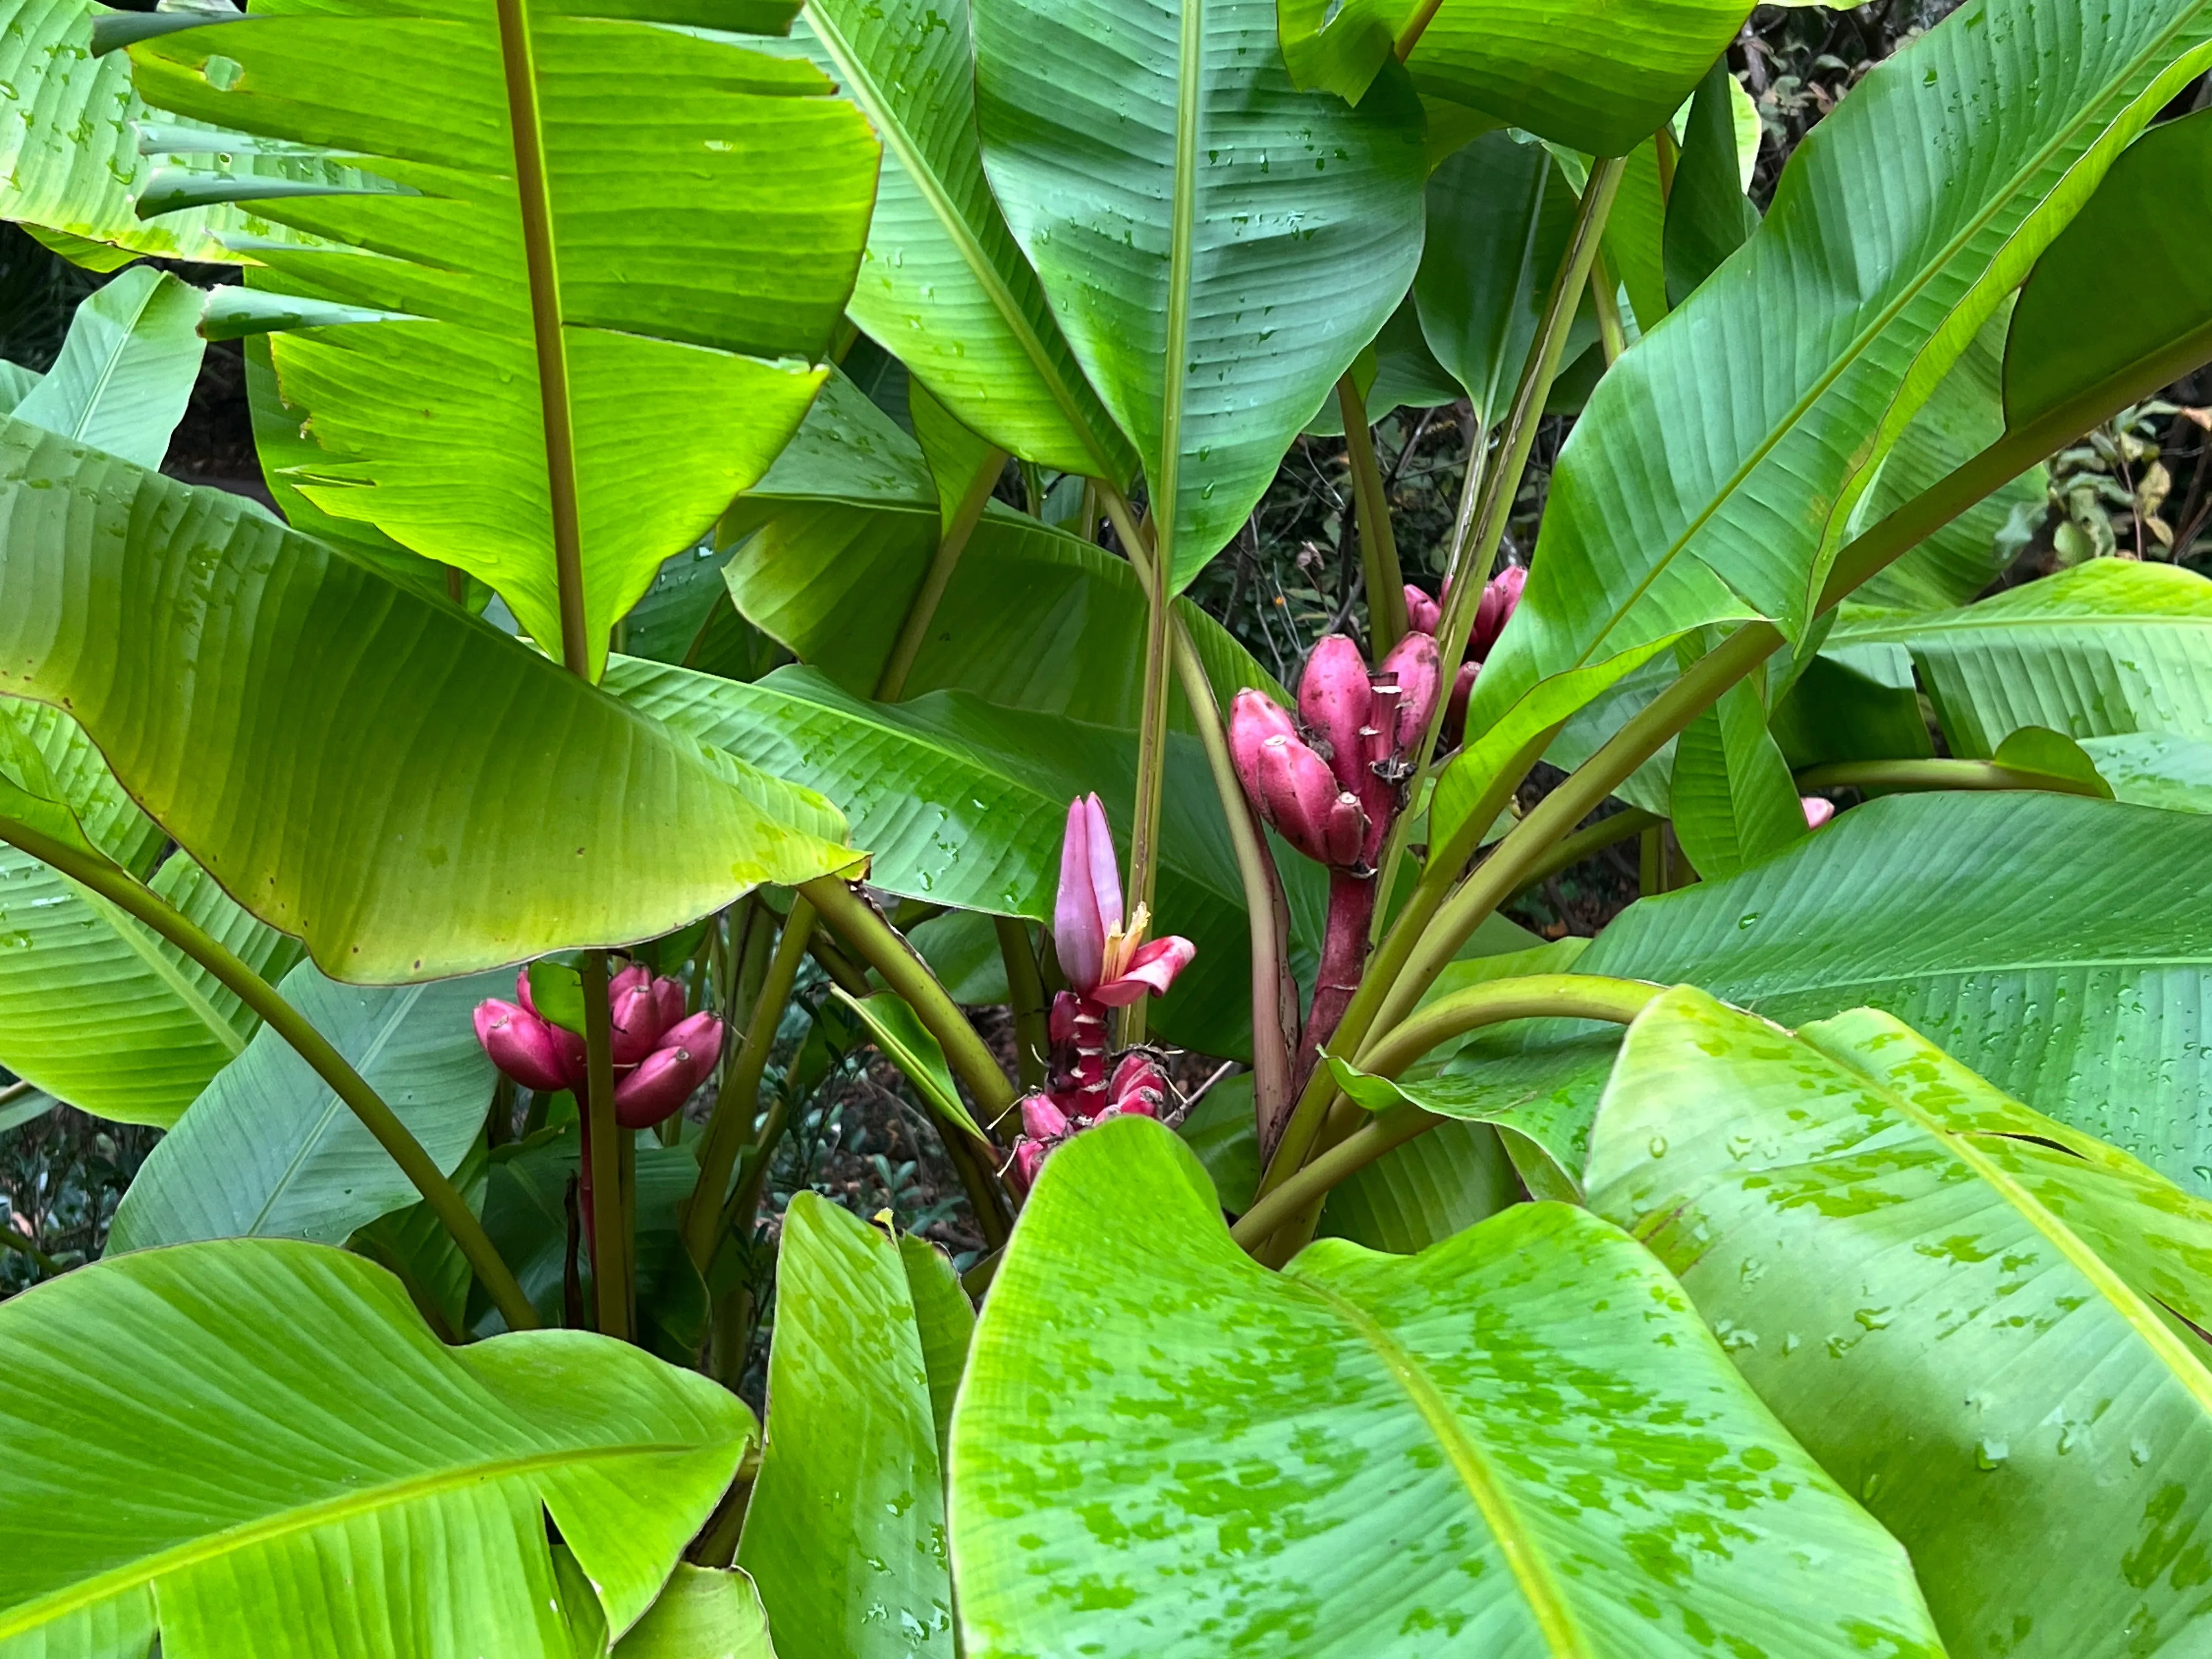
[2,0,2212,1651]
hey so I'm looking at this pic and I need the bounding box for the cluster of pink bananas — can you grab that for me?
[1008,795,1193,1190]
[1403,563,1526,741]
[473,965,724,1128]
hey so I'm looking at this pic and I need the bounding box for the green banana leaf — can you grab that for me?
[723,374,1282,726]
[600,1567,777,1659]
[0,0,372,264]
[1825,560,2212,755]
[769,0,1132,479]
[1277,0,1748,158]
[898,1233,974,1463]
[129,0,880,677]
[834,987,986,1141]
[1588,986,2212,1657]
[0,702,303,1126]
[1469,0,2212,743]
[0,416,857,981]
[2080,730,2212,811]
[0,1239,753,1651]
[1661,59,1759,306]
[107,964,505,1252]
[1769,644,1933,768]
[738,1195,955,1659]
[1847,304,2047,612]
[1414,131,1600,428]
[969,0,1426,589]
[949,1117,1945,1655]
[13,266,207,469]
[604,659,1324,1062]
[1457,791,2212,1193]
[1667,637,1805,879]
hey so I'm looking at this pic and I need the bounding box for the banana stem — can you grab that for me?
[1338,373,1409,655]
[577,950,630,1341]
[0,815,538,1331]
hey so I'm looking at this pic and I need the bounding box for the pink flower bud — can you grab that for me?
[1801,796,1835,830]
[1020,1093,1071,1141]
[1403,585,1440,636]
[1299,635,1374,796]
[1376,631,1440,759]
[1053,793,1122,995]
[1472,566,1527,661]
[474,1000,583,1093]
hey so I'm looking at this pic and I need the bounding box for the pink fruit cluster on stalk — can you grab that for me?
[1228,631,1438,876]
[473,963,724,1128]
[1009,796,1194,1191]
[1404,563,1525,741]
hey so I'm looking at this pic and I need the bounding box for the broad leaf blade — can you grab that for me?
[0,1239,753,1648]
[0,417,856,981]
[834,987,986,1141]
[738,1194,955,1659]
[1587,988,2212,1658]
[970,0,1426,588]
[1471,0,2212,738]
[13,267,206,469]
[777,0,1133,479]
[132,2,881,675]
[950,1118,1944,1656]
[1826,560,2212,757]
[108,964,505,1252]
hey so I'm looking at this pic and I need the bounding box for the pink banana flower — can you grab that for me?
[1801,796,1836,830]
[1051,794,1195,1009]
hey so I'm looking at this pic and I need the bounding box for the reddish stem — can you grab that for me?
[1300,870,1378,1090]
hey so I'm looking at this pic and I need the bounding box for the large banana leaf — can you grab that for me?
[108,963,504,1252]
[1276,0,1748,157]
[1413,131,1599,428]
[737,1195,955,1659]
[1847,305,2046,612]
[13,267,206,469]
[1826,560,2212,756]
[2081,730,2212,811]
[1588,988,2212,1657]
[0,416,855,981]
[605,660,1324,1061]
[1666,642,1804,879]
[1469,0,2212,741]
[949,1118,1944,1656]
[968,0,1426,589]
[1453,791,2212,1193]
[129,0,880,677]
[767,0,1132,479]
[0,1239,753,1652]
[0,703,303,1127]
[0,0,367,264]
[723,376,1283,725]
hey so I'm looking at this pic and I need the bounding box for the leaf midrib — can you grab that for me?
[58,278,164,446]
[1296,1277,1592,1656]
[0,1437,716,1638]
[1570,5,2212,668]
[1833,610,2212,645]
[1153,0,1206,579]
[801,4,1123,481]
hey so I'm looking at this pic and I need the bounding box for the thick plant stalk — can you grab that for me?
[0,815,539,1331]
[994,916,1051,1088]
[876,444,1010,701]
[1244,974,1660,1261]
[1503,808,1660,904]
[1304,871,1377,1077]
[1795,760,2111,797]
[1367,156,1627,936]
[684,896,814,1270]
[802,877,1017,1124]
[1338,373,1409,654]
[577,949,630,1341]
[1125,541,1175,1045]
[1166,615,1300,1153]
